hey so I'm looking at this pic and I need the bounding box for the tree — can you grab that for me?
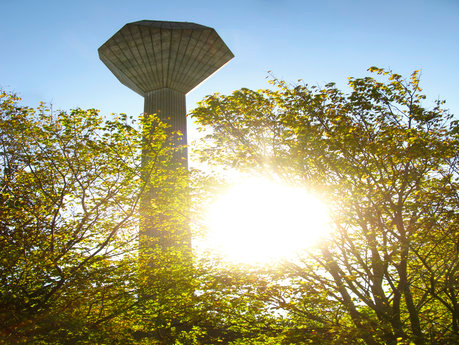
[190,68,458,345]
[0,91,194,344]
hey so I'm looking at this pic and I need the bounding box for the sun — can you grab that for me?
[201,177,331,264]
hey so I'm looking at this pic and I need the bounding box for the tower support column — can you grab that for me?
[144,88,187,166]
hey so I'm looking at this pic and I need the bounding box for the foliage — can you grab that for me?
[0,91,193,344]
[0,91,286,345]
[1,66,457,345]
[191,67,458,345]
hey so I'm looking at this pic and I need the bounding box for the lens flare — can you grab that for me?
[202,178,331,264]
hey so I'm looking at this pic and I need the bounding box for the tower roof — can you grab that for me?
[98,20,234,96]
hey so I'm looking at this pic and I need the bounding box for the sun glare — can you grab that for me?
[202,178,331,264]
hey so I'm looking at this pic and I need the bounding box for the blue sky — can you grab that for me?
[1,0,458,140]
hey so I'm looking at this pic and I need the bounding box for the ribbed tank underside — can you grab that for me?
[98,20,234,96]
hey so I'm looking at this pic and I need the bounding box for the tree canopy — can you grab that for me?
[1,67,458,344]
[0,92,195,344]
[190,67,458,345]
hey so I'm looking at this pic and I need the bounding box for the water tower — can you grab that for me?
[98,20,233,246]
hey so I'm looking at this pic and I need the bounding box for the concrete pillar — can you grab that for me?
[144,88,187,166]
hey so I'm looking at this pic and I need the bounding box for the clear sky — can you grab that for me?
[1,0,458,140]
